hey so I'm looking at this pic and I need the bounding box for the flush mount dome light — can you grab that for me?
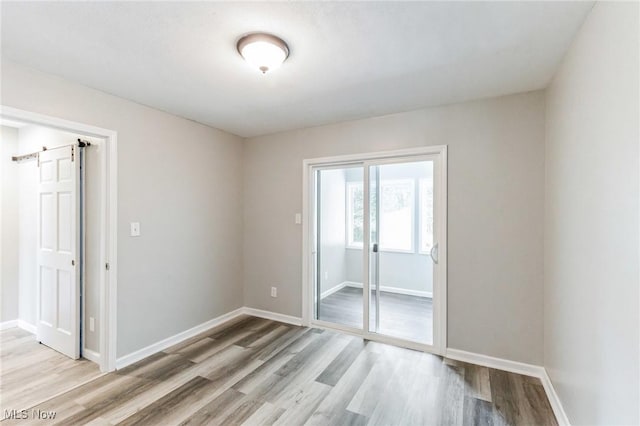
[237,33,289,74]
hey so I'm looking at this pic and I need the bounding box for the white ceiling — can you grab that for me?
[1,2,593,138]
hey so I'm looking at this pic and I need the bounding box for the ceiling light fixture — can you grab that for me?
[237,33,289,74]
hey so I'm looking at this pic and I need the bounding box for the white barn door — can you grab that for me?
[37,145,80,359]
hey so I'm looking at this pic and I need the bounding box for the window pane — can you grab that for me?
[347,183,365,246]
[379,180,414,251]
[352,184,363,244]
[347,180,414,251]
[420,178,434,253]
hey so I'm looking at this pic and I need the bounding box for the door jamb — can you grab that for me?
[1,105,118,372]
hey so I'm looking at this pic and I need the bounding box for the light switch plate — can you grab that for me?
[130,222,141,237]
[295,213,302,225]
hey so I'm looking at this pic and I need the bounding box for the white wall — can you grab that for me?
[15,125,103,354]
[544,2,639,425]
[346,250,432,296]
[1,60,245,358]
[244,91,545,364]
[16,129,37,326]
[0,126,20,322]
[318,168,348,294]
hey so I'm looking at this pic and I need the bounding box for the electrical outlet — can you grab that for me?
[271,287,277,298]
[89,317,95,332]
[295,213,302,224]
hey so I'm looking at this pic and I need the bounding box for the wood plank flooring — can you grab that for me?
[0,316,558,425]
[319,287,433,344]
[0,327,102,414]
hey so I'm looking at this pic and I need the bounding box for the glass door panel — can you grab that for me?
[314,166,364,330]
[368,160,435,345]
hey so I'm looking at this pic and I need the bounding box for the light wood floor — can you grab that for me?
[0,327,101,414]
[319,287,433,344]
[1,316,558,425]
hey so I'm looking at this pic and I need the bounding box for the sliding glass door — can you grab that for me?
[368,160,435,345]
[314,166,364,330]
[308,148,446,353]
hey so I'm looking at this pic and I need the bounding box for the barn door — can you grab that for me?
[36,145,80,359]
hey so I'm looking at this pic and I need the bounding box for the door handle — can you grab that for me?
[430,243,439,264]
[372,243,378,253]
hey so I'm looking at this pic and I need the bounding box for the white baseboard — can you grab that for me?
[446,348,569,426]
[0,319,18,330]
[320,282,348,299]
[82,348,101,364]
[377,285,432,299]
[18,320,36,334]
[241,307,303,326]
[1,319,37,334]
[446,348,545,377]
[333,281,432,298]
[539,369,571,426]
[115,307,245,369]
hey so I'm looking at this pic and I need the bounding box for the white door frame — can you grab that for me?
[301,146,448,355]
[1,105,118,372]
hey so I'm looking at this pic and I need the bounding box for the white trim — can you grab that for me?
[301,163,311,326]
[0,320,18,330]
[0,320,38,334]
[330,281,432,298]
[434,147,447,352]
[379,285,432,298]
[320,282,348,299]
[242,307,303,326]
[116,307,245,369]
[362,163,371,334]
[540,369,571,426]
[0,106,118,373]
[446,348,545,377]
[445,348,570,426]
[311,318,437,353]
[302,146,449,166]
[82,348,101,364]
[18,320,37,334]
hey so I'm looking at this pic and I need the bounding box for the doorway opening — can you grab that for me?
[302,146,447,354]
[0,106,117,373]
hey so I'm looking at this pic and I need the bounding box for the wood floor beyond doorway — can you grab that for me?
[1,316,558,425]
[319,286,433,344]
[0,327,101,413]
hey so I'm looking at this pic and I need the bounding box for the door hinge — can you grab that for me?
[71,146,75,162]
[105,262,110,271]
[71,259,75,266]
